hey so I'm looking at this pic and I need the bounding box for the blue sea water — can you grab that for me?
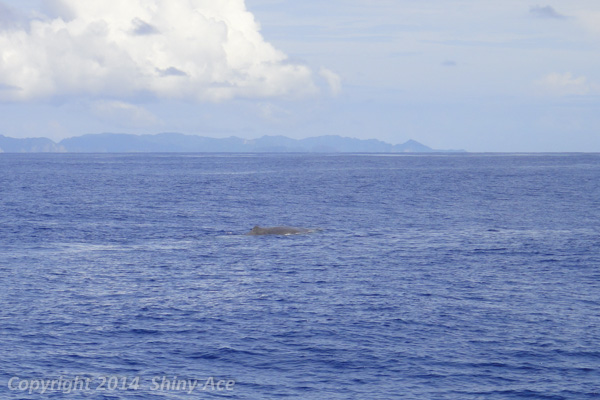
[0,153,599,399]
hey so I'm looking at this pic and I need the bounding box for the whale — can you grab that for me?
[246,226,311,236]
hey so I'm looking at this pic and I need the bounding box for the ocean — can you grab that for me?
[0,153,599,399]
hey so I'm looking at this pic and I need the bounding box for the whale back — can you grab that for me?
[249,225,265,235]
[246,226,309,236]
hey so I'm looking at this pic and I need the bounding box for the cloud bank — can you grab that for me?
[0,0,326,102]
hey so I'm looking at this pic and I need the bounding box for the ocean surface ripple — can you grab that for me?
[1,153,599,399]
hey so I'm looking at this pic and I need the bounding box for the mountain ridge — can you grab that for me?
[0,133,464,153]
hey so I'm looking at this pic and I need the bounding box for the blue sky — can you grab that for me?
[1,0,599,151]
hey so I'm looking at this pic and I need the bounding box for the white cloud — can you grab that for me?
[256,102,291,122]
[534,72,592,96]
[92,100,161,127]
[0,0,319,102]
[319,68,342,96]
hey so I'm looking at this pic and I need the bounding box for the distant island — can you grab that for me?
[0,133,464,153]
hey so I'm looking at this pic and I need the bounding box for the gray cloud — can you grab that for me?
[0,2,24,30]
[0,3,13,23]
[132,18,160,36]
[158,67,188,77]
[529,5,567,20]
[0,83,21,91]
[43,0,76,21]
[442,60,457,67]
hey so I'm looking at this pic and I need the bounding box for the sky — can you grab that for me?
[0,0,599,152]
